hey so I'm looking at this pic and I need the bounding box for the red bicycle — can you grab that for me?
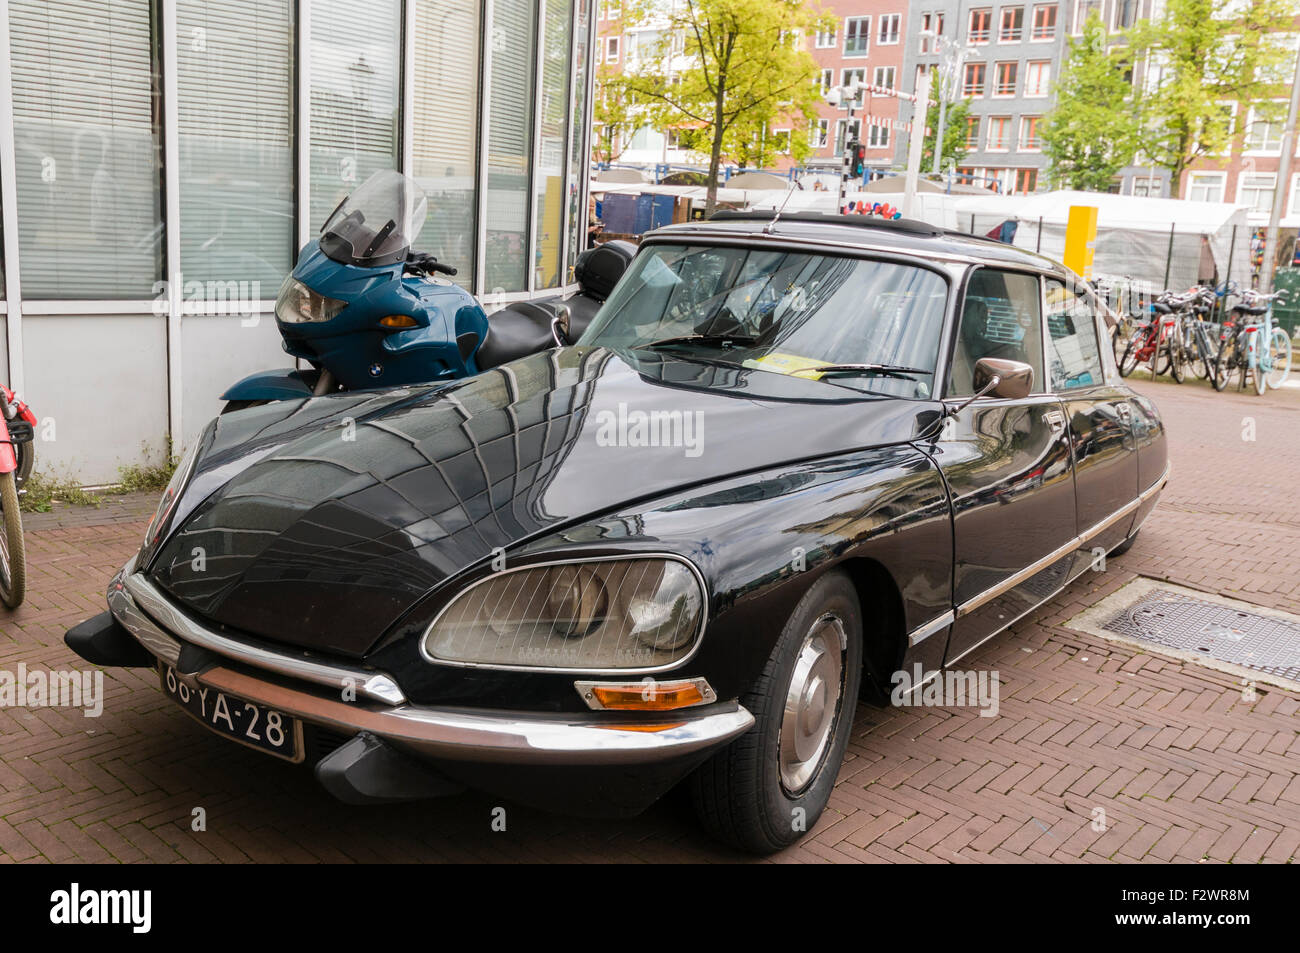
[1118,291,1190,383]
[0,386,36,608]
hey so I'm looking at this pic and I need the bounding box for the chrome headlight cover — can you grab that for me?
[419,554,708,674]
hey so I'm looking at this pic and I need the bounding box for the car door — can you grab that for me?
[935,267,1077,667]
[1043,277,1139,569]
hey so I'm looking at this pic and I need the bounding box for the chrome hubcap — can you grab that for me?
[779,613,845,794]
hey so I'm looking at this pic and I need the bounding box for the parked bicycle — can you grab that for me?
[1119,289,1190,382]
[1213,288,1292,395]
[0,386,36,608]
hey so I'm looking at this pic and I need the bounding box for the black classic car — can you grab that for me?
[67,211,1167,853]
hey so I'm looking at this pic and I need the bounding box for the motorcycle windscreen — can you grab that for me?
[319,169,429,267]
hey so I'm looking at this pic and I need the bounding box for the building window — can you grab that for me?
[1238,173,1276,213]
[1032,4,1058,39]
[531,0,573,290]
[878,14,901,44]
[1014,168,1038,193]
[606,0,621,18]
[920,12,945,52]
[1131,176,1161,197]
[987,116,1013,150]
[1025,60,1051,96]
[1019,115,1042,150]
[605,36,619,63]
[841,68,866,105]
[1289,173,1300,216]
[413,0,482,284]
[835,118,861,155]
[816,68,833,94]
[994,61,1019,95]
[1245,109,1283,153]
[815,28,836,48]
[1113,0,1137,28]
[1000,7,1025,41]
[868,123,891,148]
[10,0,165,298]
[177,0,295,287]
[811,119,830,148]
[873,66,896,90]
[845,17,871,56]
[772,128,792,154]
[965,116,981,149]
[1186,172,1226,204]
[485,0,538,291]
[1074,0,1102,33]
[963,62,987,96]
[969,8,992,43]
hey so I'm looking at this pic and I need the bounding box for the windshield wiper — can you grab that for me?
[633,333,758,351]
[795,363,933,380]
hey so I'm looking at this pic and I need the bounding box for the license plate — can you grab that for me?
[160,665,302,763]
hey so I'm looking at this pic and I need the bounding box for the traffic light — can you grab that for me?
[846,140,867,178]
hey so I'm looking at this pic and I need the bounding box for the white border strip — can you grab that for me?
[162,0,183,443]
[0,1,24,393]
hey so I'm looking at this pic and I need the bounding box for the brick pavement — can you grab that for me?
[0,378,1297,863]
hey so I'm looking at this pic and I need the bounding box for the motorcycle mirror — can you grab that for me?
[551,304,572,347]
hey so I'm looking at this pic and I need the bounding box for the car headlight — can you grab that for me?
[275,277,346,324]
[421,556,706,672]
[142,439,202,550]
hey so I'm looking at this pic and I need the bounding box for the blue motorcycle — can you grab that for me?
[222,170,630,411]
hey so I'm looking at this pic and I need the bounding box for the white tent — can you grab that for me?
[950,190,1252,292]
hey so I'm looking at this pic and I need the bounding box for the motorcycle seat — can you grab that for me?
[477,303,555,370]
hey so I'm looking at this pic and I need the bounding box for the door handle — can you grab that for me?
[1044,409,1066,435]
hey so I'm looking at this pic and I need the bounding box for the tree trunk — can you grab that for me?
[704,47,731,216]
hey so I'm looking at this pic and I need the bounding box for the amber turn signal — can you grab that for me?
[575,678,713,711]
[379,314,419,328]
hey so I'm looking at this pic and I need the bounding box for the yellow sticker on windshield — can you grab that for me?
[743,352,825,380]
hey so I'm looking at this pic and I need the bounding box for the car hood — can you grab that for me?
[150,347,937,657]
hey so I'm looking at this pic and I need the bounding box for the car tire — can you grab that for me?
[1109,530,1139,557]
[690,569,863,854]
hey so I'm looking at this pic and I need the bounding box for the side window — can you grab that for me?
[948,269,1044,396]
[1045,278,1105,390]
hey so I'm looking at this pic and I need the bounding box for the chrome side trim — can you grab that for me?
[954,463,1170,620]
[907,610,954,647]
[117,572,407,706]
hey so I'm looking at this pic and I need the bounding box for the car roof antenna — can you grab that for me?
[763,182,799,235]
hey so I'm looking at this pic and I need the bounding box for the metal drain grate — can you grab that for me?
[1102,589,1300,681]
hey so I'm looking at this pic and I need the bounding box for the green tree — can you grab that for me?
[921,95,971,176]
[593,67,637,163]
[620,0,832,212]
[1127,0,1295,194]
[1041,15,1141,191]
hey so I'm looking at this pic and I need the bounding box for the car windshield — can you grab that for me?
[579,244,949,397]
[319,170,428,267]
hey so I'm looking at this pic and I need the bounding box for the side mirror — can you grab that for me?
[972,357,1034,400]
[550,304,572,346]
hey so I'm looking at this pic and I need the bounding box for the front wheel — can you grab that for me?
[691,570,863,854]
[1265,327,1292,390]
[1165,332,1184,383]
[0,470,27,609]
[1119,330,1145,377]
[1212,337,1234,391]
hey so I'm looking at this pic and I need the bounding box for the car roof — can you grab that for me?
[646,211,1074,279]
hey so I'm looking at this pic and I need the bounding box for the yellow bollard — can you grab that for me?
[1063,205,1098,279]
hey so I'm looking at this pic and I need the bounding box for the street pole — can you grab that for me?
[903,70,932,220]
[1260,47,1300,293]
[931,45,965,176]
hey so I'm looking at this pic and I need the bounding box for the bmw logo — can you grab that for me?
[369,363,383,377]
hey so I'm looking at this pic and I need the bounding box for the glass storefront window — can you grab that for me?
[566,0,592,280]
[533,0,573,290]
[309,0,402,234]
[485,0,538,293]
[177,0,295,287]
[10,0,164,299]
[412,0,481,281]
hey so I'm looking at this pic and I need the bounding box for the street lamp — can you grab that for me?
[918,31,973,177]
[826,80,867,213]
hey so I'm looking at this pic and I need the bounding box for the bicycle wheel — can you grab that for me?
[1119,329,1145,377]
[1265,327,1292,389]
[0,470,26,609]
[1247,330,1267,395]
[1166,332,1184,383]
[1212,336,1233,391]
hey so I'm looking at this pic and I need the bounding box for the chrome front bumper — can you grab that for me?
[106,560,753,768]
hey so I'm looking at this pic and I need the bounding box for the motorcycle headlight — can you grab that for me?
[421,556,706,672]
[275,277,346,324]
